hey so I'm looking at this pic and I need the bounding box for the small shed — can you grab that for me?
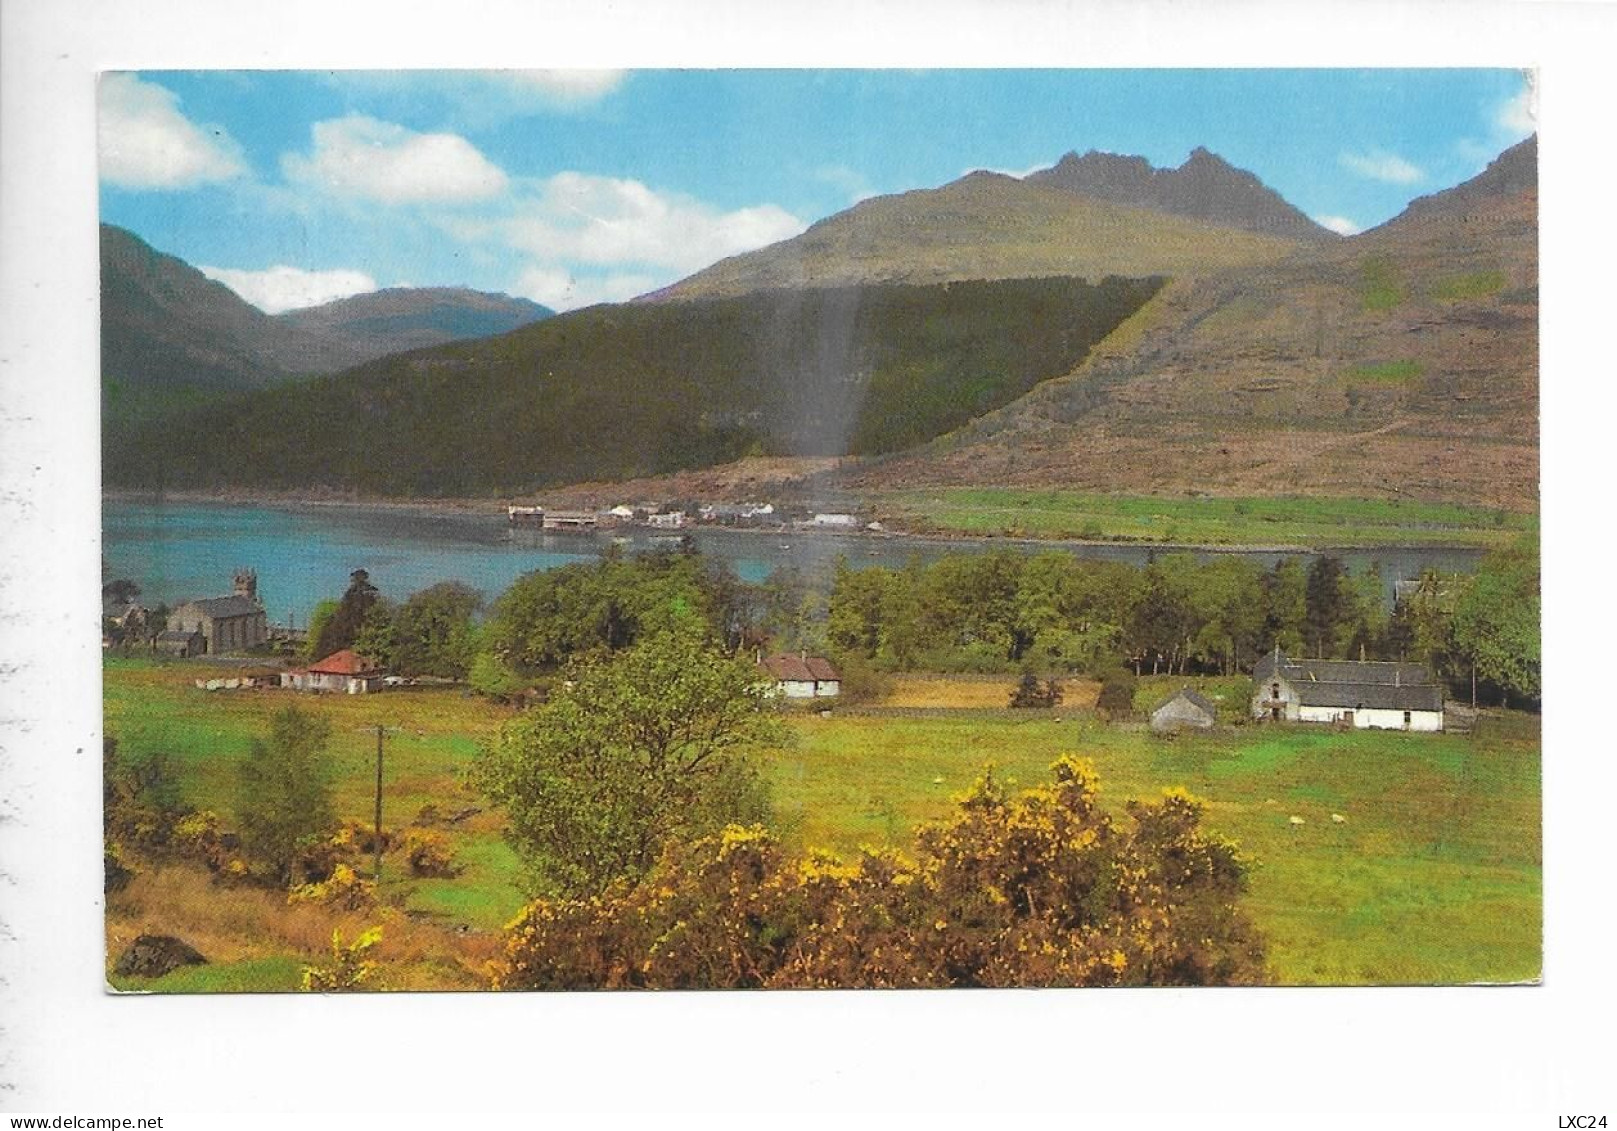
[1151,688,1217,733]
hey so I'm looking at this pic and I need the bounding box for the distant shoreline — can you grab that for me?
[100,489,1499,556]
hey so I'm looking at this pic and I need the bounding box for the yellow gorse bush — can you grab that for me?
[493,755,1266,990]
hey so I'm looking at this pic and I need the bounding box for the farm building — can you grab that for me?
[168,570,267,655]
[1251,649,1444,731]
[759,653,842,699]
[1151,688,1218,733]
[281,649,385,694]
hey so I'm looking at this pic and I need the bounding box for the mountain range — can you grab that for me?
[101,138,1537,511]
[100,224,549,417]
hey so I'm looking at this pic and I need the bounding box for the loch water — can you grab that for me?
[102,499,1484,626]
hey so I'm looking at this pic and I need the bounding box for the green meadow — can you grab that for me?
[105,658,1540,989]
[876,487,1534,547]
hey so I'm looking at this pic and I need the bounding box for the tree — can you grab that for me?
[312,569,380,659]
[492,757,1267,990]
[392,582,483,679]
[1451,536,1540,706]
[474,623,780,898]
[480,553,713,678]
[352,600,398,670]
[236,706,338,886]
[102,578,141,605]
[1304,556,1351,658]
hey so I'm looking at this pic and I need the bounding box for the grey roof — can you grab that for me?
[178,595,262,619]
[1157,688,1217,716]
[1288,681,1444,713]
[1254,651,1443,712]
[1254,651,1433,687]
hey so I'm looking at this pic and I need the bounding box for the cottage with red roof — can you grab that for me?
[280,649,385,695]
[759,652,841,699]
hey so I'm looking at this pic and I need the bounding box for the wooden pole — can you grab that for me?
[373,724,384,882]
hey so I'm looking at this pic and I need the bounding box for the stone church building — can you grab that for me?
[169,570,268,655]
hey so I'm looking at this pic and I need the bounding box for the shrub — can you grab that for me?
[287,863,375,911]
[1009,672,1063,709]
[104,842,134,894]
[493,757,1267,990]
[1095,667,1138,719]
[302,927,382,992]
[403,829,460,878]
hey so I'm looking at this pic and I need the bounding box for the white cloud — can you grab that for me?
[500,70,627,103]
[1339,149,1425,185]
[199,264,378,314]
[514,266,661,311]
[1313,214,1362,236]
[1496,81,1537,139]
[98,73,245,189]
[498,172,806,274]
[282,115,509,205]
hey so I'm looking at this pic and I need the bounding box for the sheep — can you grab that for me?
[1331,813,1347,824]
[1288,815,1306,826]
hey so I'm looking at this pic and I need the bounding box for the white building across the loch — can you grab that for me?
[1251,649,1445,732]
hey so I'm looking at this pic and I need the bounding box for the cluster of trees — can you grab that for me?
[306,572,482,680]
[819,537,1540,706]
[493,757,1267,989]
[307,530,1538,709]
[824,550,1388,677]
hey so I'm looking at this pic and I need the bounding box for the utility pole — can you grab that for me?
[373,723,385,882]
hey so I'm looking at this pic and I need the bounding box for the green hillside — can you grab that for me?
[104,275,1163,497]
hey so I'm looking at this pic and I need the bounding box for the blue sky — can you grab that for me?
[98,68,1534,313]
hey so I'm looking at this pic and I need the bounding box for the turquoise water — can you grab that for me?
[101,499,1481,625]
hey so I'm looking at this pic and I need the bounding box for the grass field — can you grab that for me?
[874,487,1534,547]
[104,658,1540,989]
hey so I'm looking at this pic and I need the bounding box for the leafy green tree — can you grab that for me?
[481,553,712,678]
[391,582,482,679]
[236,706,338,887]
[825,560,891,659]
[1451,536,1540,705]
[352,600,398,670]
[1389,568,1463,677]
[475,623,780,898]
[303,599,339,662]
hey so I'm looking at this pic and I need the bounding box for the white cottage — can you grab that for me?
[282,649,385,695]
[759,653,842,699]
[1251,649,1444,732]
